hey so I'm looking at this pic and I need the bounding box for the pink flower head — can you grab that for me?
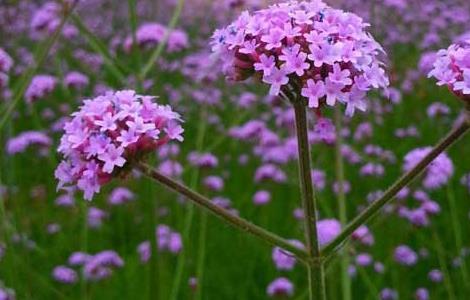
[429,41,470,103]
[55,90,184,200]
[211,0,389,115]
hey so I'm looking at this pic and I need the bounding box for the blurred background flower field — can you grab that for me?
[0,0,470,299]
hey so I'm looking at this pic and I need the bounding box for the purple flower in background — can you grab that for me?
[156,224,182,254]
[87,207,107,229]
[394,245,418,266]
[427,102,450,118]
[253,190,271,205]
[415,288,429,300]
[460,173,470,193]
[355,253,373,266]
[25,74,56,103]
[311,169,326,191]
[0,287,15,300]
[317,219,341,246]
[68,252,92,266]
[64,71,89,90]
[6,131,52,155]
[266,277,294,297]
[108,187,135,205]
[255,164,287,183]
[352,225,375,246]
[380,288,398,300]
[158,160,183,178]
[187,152,218,168]
[313,118,336,144]
[124,23,188,53]
[137,241,151,263]
[403,147,453,190]
[203,175,224,192]
[0,48,13,73]
[52,266,78,284]
[272,240,304,271]
[211,0,388,114]
[83,250,124,281]
[55,90,184,200]
[428,269,443,282]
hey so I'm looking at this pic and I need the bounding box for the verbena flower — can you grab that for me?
[0,48,13,89]
[429,41,470,103]
[6,131,52,155]
[403,147,453,190]
[52,266,78,284]
[211,0,389,116]
[83,250,124,281]
[25,75,56,103]
[316,218,341,246]
[393,245,418,266]
[64,71,89,90]
[253,190,271,205]
[123,23,189,53]
[266,277,294,297]
[55,90,184,200]
[428,269,443,282]
[272,240,304,271]
[108,187,135,205]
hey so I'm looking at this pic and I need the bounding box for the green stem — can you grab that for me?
[323,113,470,258]
[136,162,309,263]
[432,231,456,300]
[195,211,208,300]
[292,100,326,300]
[334,106,351,300]
[170,108,207,300]
[446,184,470,292]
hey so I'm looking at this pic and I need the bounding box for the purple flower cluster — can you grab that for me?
[52,266,78,284]
[6,131,51,155]
[394,245,418,266]
[272,240,304,271]
[124,23,189,53]
[53,250,124,283]
[266,277,294,297]
[429,41,470,102]
[25,74,56,103]
[211,0,389,116]
[0,287,15,300]
[30,2,77,39]
[156,224,182,254]
[55,90,184,200]
[64,71,89,90]
[316,218,341,246]
[108,187,135,205]
[0,48,12,89]
[403,147,453,190]
[83,250,124,281]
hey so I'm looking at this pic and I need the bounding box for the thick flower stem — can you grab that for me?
[323,113,470,258]
[334,106,351,300]
[292,100,326,300]
[136,162,309,262]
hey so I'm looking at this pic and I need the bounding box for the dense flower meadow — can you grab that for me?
[0,0,469,299]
